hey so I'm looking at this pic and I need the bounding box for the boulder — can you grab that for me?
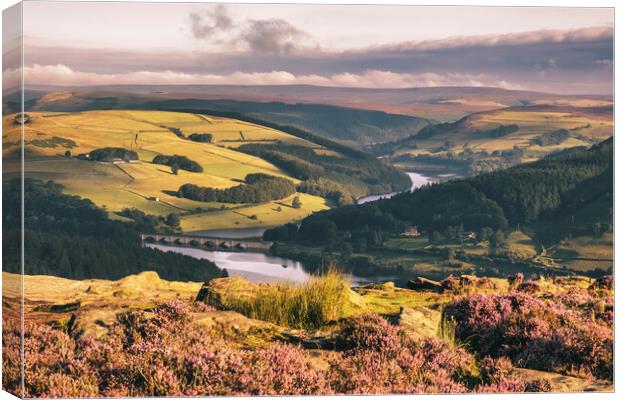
[397,306,441,341]
[407,277,443,292]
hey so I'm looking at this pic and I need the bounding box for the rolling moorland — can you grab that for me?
[13,84,612,121]
[2,84,614,396]
[10,91,430,149]
[8,85,611,177]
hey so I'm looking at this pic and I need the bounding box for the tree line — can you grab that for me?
[2,179,222,282]
[188,133,214,143]
[77,147,138,162]
[264,138,612,246]
[178,173,296,204]
[237,143,410,200]
[152,154,203,173]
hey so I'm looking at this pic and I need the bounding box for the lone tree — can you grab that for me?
[490,230,506,248]
[64,150,72,158]
[292,196,302,209]
[171,164,179,175]
[166,213,180,229]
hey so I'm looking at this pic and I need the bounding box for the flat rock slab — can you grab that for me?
[397,306,441,340]
[511,368,613,393]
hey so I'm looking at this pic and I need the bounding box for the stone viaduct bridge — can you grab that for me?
[140,233,272,252]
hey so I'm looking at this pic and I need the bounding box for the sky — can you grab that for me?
[11,2,615,94]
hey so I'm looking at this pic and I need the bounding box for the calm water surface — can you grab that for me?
[153,171,438,285]
[357,172,431,204]
[147,243,378,285]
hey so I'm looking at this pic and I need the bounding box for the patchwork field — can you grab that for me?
[548,233,614,272]
[3,110,330,231]
[180,192,328,232]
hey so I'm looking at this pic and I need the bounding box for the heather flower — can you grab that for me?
[2,315,22,396]
[591,275,613,290]
[525,378,553,392]
[516,280,540,293]
[445,292,613,380]
[247,344,330,395]
[337,313,405,357]
[476,379,525,393]
[479,356,514,384]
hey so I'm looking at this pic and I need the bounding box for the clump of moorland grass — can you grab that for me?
[507,272,524,290]
[210,269,349,329]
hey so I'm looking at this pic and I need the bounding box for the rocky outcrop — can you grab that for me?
[407,277,443,292]
[397,306,441,341]
[510,368,613,393]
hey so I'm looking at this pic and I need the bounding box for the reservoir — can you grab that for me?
[356,171,431,204]
[149,171,431,285]
[147,243,378,285]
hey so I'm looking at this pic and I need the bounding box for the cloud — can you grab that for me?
[595,59,613,68]
[189,5,233,40]
[188,5,316,55]
[239,19,311,55]
[19,63,528,90]
[21,24,613,95]
[362,26,613,53]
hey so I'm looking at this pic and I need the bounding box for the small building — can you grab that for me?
[401,226,420,237]
[461,231,477,241]
[148,196,160,202]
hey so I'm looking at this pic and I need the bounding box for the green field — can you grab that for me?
[3,110,330,232]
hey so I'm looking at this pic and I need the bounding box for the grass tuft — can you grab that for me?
[224,267,348,329]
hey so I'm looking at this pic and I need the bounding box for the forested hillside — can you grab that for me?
[2,179,223,281]
[266,138,612,245]
[237,143,411,202]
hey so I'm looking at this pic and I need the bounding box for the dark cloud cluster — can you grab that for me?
[240,19,308,55]
[189,5,233,40]
[189,5,314,55]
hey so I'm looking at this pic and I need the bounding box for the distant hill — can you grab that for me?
[373,104,613,176]
[16,84,613,121]
[11,91,429,148]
